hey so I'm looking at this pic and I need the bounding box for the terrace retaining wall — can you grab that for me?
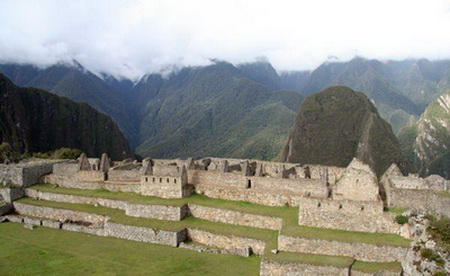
[188,204,282,230]
[278,235,408,262]
[187,228,266,255]
[260,259,349,276]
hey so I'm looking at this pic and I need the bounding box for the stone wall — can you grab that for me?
[195,185,303,207]
[25,189,186,221]
[0,161,55,187]
[260,259,349,276]
[0,203,12,216]
[13,202,108,226]
[250,177,328,198]
[333,159,379,201]
[188,204,283,230]
[188,170,246,189]
[76,171,105,182]
[141,175,186,198]
[384,181,450,217]
[278,235,408,262]
[104,222,185,247]
[187,228,266,255]
[52,162,79,177]
[297,197,400,234]
[108,170,142,181]
[125,203,188,221]
[0,188,24,203]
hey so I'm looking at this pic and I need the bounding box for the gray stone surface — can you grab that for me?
[187,228,266,255]
[260,259,349,276]
[188,204,282,230]
[278,235,408,262]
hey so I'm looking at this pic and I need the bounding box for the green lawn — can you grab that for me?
[0,222,260,275]
[352,260,403,274]
[28,184,411,247]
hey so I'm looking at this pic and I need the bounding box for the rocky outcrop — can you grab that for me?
[281,86,412,177]
[414,90,450,179]
[401,211,450,276]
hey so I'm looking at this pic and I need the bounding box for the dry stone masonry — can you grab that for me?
[1,153,449,275]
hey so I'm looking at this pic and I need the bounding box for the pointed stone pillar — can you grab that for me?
[100,153,110,172]
[79,153,91,171]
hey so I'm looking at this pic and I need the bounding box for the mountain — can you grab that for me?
[281,57,450,134]
[281,86,412,176]
[279,71,311,92]
[237,61,281,90]
[132,61,303,160]
[0,74,132,160]
[398,90,450,178]
[0,62,139,148]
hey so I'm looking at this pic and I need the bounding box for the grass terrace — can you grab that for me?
[28,183,411,248]
[352,261,403,274]
[0,222,260,275]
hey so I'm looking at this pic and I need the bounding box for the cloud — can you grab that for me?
[1,0,450,79]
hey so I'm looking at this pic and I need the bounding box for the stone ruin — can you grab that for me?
[33,154,449,235]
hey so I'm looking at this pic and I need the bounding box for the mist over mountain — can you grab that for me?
[1,57,449,164]
[0,74,132,160]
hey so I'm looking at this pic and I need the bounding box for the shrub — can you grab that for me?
[33,148,83,160]
[421,248,444,265]
[395,215,408,225]
[433,271,446,276]
[428,216,450,253]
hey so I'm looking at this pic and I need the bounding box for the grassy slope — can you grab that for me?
[28,184,411,248]
[0,222,259,276]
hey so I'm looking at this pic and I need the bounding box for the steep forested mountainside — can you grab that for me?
[280,58,450,134]
[0,62,138,148]
[281,86,412,176]
[2,57,449,163]
[398,90,450,178]
[0,74,132,160]
[132,61,303,160]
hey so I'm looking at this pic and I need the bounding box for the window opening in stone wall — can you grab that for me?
[153,177,155,182]
[174,179,177,183]
[339,204,343,209]
[160,178,162,183]
[246,179,252,189]
[167,178,169,183]
[361,206,365,211]
[317,202,321,207]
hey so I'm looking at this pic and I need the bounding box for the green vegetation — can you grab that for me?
[0,142,19,163]
[27,184,411,248]
[352,261,403,273]
[427,216,450,252]
[0,74,132,160]
[387,208,408,214]
[395,215,409,225]
[281,86,412,176]
[421,249,444,266]
[0,222,259,275]
[16,197,279,253]
[32,148,83,160]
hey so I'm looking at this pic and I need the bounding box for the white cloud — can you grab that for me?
[1,0,450,79]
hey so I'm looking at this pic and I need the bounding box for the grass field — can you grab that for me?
[0,223,260,276]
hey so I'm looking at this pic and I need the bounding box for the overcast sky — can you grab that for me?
[1,0,450,79]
